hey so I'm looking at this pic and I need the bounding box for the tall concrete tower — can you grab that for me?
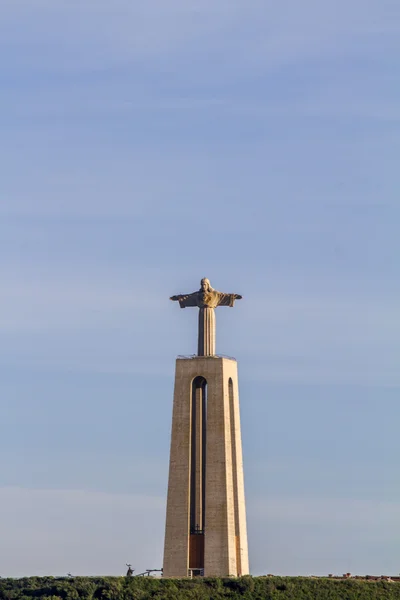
[163,278,249,578]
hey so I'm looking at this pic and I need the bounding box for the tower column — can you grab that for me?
[163,357,249,578]
[198,308,216,356]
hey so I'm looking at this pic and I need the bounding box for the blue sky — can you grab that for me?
[1,0,400,577]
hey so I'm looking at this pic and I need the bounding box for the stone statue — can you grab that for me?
[170,277,242,308]
[170,278,242,356]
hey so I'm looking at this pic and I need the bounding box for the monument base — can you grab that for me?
[163,356,249,578]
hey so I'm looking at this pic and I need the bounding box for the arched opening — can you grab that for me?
[189,376,207,573]
[229,377,241,575]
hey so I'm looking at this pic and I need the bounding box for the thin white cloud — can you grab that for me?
[0,0,398,73]
[248,494,400,575]
[0,275,161,332]
[2,486,400,577]
[0,486,164,577]
[250,495,400,526]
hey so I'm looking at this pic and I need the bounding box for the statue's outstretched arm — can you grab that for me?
[217,293,242,307]
[170,293,198,308]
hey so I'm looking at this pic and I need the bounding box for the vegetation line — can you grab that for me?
[1,575,400,600]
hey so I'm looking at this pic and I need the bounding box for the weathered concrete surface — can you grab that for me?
[163,356,249,578]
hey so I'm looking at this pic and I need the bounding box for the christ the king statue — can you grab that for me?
[170,278,242,356]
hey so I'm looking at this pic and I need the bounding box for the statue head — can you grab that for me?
[200,278,212,292]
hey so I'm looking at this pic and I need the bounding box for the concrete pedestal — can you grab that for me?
[163,356,249,578]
